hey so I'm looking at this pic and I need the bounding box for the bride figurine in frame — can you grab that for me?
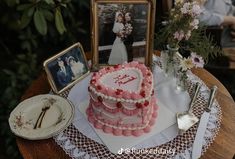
[91,0,156,69]
[43,42,90,94]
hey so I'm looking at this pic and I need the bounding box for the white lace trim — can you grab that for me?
[53,132,98,159]
[174,71,222,159]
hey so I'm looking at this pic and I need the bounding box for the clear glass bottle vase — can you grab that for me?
[176,71,188,91]
[161,45,178,78]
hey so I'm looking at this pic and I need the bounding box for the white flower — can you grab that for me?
[180,57,194,71]
[180,7,187,14]
[190,52,205,68]
[180,2,190,14]
[185,30,191,40]
[190,19,199,29]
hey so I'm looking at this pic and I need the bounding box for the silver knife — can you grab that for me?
[192,86,218,159]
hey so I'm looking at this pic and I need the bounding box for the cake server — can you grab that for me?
[192,85,218,159]
[176,82,201,132]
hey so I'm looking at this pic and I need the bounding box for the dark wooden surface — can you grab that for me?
[192,68,235,159]
[17,64,235,159]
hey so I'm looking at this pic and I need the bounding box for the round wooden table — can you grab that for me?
[17,68,235,159]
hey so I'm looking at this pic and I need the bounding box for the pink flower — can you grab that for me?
[173,30,185,41]
[190,52,204,68]
[191,4,202,16]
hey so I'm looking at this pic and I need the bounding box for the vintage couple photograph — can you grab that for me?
[92,0,155,67]
[44,43,89,93]
[107,10,134,65]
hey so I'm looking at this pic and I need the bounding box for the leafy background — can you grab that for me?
[0,0,90,158]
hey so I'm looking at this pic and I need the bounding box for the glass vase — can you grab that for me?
[176,71,188,91]
[161,45,178,78]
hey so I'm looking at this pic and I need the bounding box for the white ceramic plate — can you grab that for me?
[9,94,74,140]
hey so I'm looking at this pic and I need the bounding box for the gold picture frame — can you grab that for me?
[91,0,156,69]
[43,42,90,94]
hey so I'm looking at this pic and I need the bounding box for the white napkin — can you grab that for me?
[68,65,191,149]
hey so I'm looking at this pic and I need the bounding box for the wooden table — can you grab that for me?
[17,67,235,159]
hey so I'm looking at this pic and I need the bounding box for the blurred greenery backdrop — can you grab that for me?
[0,0,90,158]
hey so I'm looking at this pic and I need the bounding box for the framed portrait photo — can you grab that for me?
[43,42,90,94]
[91,0,156,69]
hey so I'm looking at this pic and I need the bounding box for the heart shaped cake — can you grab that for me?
[86,61,158,137]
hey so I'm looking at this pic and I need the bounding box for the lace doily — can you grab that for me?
[53,59,222,159]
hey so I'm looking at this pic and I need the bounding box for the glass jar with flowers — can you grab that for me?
[159,0,203,77]
[176,52,205,91]
[156,0,221,90]
[161,46,178,77]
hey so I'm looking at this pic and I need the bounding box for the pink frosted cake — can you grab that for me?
[86,61,158,137]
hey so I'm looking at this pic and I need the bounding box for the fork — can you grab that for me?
[34,107,46,129]
[37,105,50,128]
[34,105,50,129]
[33,98,55,129]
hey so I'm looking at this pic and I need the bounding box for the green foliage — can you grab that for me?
[16,0,71,35]
[0,0,90,158]
[0,52,38,159]
[55,8,66,34]
[154,24,172,50]
[34,9,47,35]
[155,25,222,63]
[183,27,222,62]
